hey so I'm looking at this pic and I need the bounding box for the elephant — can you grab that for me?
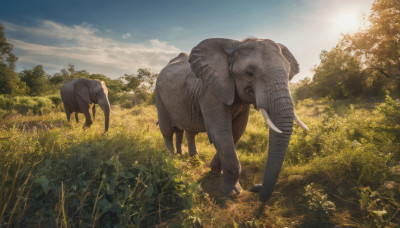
[60,78,111,132]
[155,38,309,202]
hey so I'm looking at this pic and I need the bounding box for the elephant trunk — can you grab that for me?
[104,106,110,132]
[98,98,110,132]
[256,71,294,202]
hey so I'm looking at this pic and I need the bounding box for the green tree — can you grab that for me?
[49,64,77,86]
[343,0,400,93]
[0,23,17,69]
[0,22,27,95]
[292,77,313,101]
[122,73,141,92]
[311,47,364,99]
[136,68,158,91]
[122,68,158,92]
[19,65,51,96]
[294,0,400,100]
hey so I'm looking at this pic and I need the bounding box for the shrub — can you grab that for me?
[0,94,61,115]
[0,125,201,227]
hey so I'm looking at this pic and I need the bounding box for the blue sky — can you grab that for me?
[1,0,373,81]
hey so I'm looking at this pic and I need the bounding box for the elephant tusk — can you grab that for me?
[261,109,283,134]
[111,110,117,115]
[294,113,309,131]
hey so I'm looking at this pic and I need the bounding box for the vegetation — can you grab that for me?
[0,0,399,226]
[0,97,399,227]
[0,106,201,227]
[293,0,400,101]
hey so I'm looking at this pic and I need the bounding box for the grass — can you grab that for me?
[0,95,399,227]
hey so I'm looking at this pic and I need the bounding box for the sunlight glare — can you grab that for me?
[332,10,360,34]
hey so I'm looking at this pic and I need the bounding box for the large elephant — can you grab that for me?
[155,38,308,202]
[61,78,111,132]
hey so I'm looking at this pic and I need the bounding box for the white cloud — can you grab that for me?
[122,32,131,39]
[3,20,181,78]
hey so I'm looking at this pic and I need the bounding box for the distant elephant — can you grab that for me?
[61,78,111,132]
[155,38,309,202]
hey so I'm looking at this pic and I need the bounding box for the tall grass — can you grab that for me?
[0,95,399,227]
[0,106,201,227]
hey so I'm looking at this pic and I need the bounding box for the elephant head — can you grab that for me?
[89,80,111,131]
[189,38,308,202]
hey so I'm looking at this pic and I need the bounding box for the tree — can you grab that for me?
[0,64,27,95]
[306,47,365,99]
[294,0,400,100]
[122,73,141,92]
[122,68,158,92]
[49,64,77,86]
[0,22,27,95]
[0,22,17,69]
[19,65,50,96]
[292,77,313,101]
[343,0,400,92]
[136,68,158,91]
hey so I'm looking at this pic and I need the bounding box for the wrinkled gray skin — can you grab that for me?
[61,78,111,132]
[155,38,299,202]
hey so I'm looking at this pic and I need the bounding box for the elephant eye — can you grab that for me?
[246,71,254,77]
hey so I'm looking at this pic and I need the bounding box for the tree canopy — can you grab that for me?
[294,0,400,100]
[19,65,50,96]
[0,22,28,95]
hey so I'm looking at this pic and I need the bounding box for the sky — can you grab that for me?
[0,0,374,82]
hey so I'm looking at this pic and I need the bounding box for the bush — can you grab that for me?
[112,90,154,108]
[378,92,400,143]
[0,94,62,115]
[0,126,201,227]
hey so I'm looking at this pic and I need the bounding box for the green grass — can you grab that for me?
[0,95,399,227]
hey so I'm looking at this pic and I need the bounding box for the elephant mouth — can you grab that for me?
[260,108,309,133]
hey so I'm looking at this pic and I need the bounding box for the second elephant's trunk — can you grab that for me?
[104,107,110,132]
[98,98,110,132]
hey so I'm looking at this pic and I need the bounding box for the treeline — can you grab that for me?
[0,22,158,109]
[293,0,399,101]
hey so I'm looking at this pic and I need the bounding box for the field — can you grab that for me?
[0,95,399,227]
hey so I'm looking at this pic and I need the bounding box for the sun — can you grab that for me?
[332,10,361,34]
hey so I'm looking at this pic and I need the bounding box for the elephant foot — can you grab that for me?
[189,150,198,157]
[222,181,242,197]
[210,157,222,174]
[250,184,262,193]
[210,165,222,175]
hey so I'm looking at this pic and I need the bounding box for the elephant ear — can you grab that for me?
[278,43,299,81]
[189,38,239,105]
[74,80,91,104]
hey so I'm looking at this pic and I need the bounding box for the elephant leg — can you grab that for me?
[210,107,249,176]
[75,113,79,123]
[92,104,96,121]
[175,129,183,154]
[63,103,71,121]
[163,134,174,153]
[185,131,198,157]
[232,106,250,144]
[77,100,92,128]
[200,99,241,196]
[210,153,222,174]
[155,89,175,153]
